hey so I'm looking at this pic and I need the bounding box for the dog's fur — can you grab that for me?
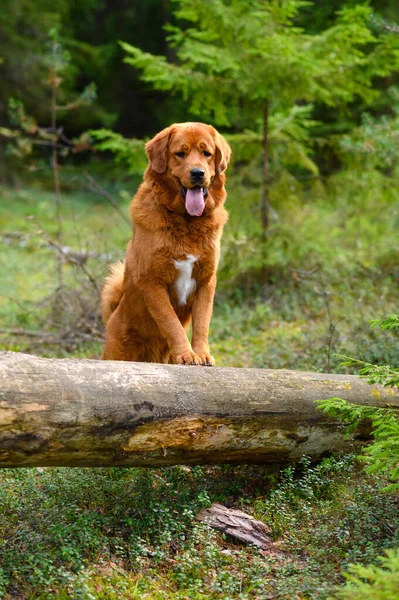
[101,122,231,365]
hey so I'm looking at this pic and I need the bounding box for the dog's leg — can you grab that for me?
[102,328,141,362]
[191,276,216,366]
[138,282,203,365]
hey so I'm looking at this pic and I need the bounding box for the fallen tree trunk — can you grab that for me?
[0,351,398,468]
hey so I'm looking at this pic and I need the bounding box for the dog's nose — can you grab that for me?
[190,168,205,182]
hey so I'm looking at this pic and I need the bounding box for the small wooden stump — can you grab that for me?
[197,503,273,549]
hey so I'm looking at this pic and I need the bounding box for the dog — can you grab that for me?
[101,122,231,366]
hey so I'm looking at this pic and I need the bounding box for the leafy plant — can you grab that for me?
[319,398,399,491]
[1,459,398,599]
[332,548,399,600]
[254,455,399,597]
[339,87,399,170]
[318,315,399,490]
[90,128,147,175]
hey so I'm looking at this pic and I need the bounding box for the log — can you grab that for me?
[197,503,273,550]
[0,351,398,468]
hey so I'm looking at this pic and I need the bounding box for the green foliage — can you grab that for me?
[6,29,96,167]
[123,1,398,123]
[319,398,399,491]
[0,0,68,119]
[219,161,399,289]
[122,1,399,149]
[1,0,398,171]
[90,129,147,175]
[340,87,399,170]
[318,315,399,491]
[0,467,209,598]
[370,314,399,331]
[0,458,398,599]
[226,103,320,174]
[120,0,399,239]
[254,455,399,597]
[255,456,357,538]
[332,549,399,600]
[0,0,112,134]
[337,358,399,388]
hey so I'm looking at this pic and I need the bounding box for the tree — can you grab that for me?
[339,86,399,172]
[0,0,68,124]
[0,0,179,148]
[0,0,106,129]
[121,0,399,238]
[5,30,96,292]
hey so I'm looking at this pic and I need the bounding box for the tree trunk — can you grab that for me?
[50,37,64,291]
[261,101,270,239]
[0,351,398,468]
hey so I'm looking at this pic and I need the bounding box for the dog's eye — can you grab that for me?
[203,150,212,157]
[175,151,186,159]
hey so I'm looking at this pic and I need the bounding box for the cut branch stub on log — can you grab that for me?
[0,351,398,468]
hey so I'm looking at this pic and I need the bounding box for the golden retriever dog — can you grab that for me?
[101,122,231,365]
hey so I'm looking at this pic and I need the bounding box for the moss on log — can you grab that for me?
[0,351,398,467]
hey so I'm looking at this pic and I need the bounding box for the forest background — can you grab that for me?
[0,1,399,599]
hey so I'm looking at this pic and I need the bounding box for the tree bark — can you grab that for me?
[261,101,270,239]
[0,351,398,468]
[197,504,273,550]
[49,37,64,291]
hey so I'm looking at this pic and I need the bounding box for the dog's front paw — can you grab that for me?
[196,352,215,367]
[174,351,203,366]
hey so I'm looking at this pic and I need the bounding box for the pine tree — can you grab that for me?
[121,0,399,238]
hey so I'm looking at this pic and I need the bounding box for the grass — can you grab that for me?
[0,167,398,598]
[0,185,130,311]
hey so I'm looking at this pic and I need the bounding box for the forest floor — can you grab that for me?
[0,178,398,599]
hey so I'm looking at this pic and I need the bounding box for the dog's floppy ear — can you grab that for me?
[211,127,231,173]
[145,125,174,174]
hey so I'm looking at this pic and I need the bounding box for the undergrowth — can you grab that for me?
[0,458,398,599]
[332,549,399,600]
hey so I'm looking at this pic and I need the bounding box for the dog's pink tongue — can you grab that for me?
[185,188,205,216]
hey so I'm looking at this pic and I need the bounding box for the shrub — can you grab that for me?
[332,549,399,600]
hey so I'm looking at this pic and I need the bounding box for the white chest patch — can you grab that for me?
[174,254,198,305]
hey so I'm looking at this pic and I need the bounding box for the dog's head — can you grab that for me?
[145,122,231,216]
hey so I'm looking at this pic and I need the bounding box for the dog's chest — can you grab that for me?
[173,254,198,305]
